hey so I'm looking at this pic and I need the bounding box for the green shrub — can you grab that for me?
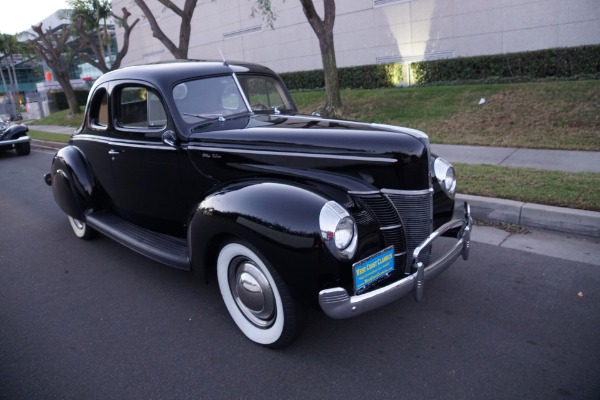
[280,63,402,90]
[411,45,600,85]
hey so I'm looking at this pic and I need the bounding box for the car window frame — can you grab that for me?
[87,86,110,132]
[111,81,170,141]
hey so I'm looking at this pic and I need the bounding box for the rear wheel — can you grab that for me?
[15,142,30,156]
[68,216,96,240]
[217,242,302,348]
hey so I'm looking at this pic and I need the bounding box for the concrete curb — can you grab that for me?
[30,139,66,152]
[456,193,600,238]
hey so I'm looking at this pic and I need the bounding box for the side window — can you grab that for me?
[246,78,284,109]
[89,88,108,129]
[237,75,293,112]
[117,86,167,129]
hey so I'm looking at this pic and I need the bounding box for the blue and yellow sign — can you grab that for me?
[353,246,395,291]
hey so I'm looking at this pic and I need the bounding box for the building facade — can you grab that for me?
[113,0,600,77]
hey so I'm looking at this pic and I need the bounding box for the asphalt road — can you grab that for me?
[2,150,599,400]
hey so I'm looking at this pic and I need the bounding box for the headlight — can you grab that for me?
[319,201,358,260]
[433,157,457,198]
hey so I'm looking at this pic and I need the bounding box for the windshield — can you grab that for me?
[236,74,295,113]
[173,75,249,123]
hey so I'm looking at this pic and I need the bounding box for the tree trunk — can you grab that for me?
[0,63,8,98]
[9,54,21,105]
[299,0,342,118]
[318,29,342,117]
[56,71,82,116]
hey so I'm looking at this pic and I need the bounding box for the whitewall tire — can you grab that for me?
[68,216,95,240]
[217,242,300,348]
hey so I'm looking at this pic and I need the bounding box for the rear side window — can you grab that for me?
[89,88,109,129]
[117,86,167,129]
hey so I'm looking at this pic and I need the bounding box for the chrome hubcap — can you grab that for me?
[229,258,275,328]
[73,219,85,230]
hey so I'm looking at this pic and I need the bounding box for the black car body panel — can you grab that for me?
[44,60,471,346]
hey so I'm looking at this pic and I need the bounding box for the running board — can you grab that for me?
[85,210,190,270]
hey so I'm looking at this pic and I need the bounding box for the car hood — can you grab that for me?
[186,114,431,192]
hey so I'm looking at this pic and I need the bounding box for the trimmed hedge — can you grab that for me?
[48,89,89,113]
[280,63,402,90]
[280,45,599,90]
[411,45,600,85]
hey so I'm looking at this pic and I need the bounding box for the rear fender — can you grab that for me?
[47,146,95,220]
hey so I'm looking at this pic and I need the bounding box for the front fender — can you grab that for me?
[189,180,342,305]
[1,124,29,140]
[46,146,95,219]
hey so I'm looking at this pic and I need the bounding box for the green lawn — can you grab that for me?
[456,163,600,212]
[292,80,600,151]
[28,130,71,143]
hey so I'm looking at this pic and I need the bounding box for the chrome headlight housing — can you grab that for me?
[319,201,358,260]
[433,157,457,198]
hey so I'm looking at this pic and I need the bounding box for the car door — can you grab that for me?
[108,82,190,236]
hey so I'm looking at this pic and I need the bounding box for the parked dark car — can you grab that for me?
[44,60,472,347]
[0,118,30,156]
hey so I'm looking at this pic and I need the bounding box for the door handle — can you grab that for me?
[108,149,120,155]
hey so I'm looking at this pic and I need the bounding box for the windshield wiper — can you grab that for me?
[183,113,225,122]
[189,111,253,131]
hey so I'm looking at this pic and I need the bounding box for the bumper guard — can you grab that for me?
[319,202,472,319]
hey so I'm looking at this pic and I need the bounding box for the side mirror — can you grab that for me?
[162,130,179,147]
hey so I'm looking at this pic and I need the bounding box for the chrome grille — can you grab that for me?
[356,190,432,275]
[386,190,433,273]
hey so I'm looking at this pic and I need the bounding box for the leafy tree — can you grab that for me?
[30,23,83,116]
[68,0,140,73]
[0,34,22,104]
[30,1,139,116]
[132,0,198,59]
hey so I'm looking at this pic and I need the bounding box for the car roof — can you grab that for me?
[95,60,277,87]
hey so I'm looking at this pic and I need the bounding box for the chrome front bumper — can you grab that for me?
[319,202,472,319]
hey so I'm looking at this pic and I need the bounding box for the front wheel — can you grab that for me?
[217,242,302,348]
[68,216,96,240]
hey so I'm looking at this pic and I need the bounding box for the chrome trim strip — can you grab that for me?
[348,190,381,195]
[72,134,175,151]
[109,142,176,151]
[382,188,432,195]
[187,145,397,163]
[232,73,253,112]
[72,135,109,144]
[380,224,402,231]
[318,202,472,319]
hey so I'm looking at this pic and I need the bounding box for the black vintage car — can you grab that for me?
[0,118,30,156]
[44,60,472,347]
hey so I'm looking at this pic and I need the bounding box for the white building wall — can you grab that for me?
[113,0,600,74]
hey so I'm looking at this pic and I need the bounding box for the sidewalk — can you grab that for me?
[432,144,600,173]
[28,125,600,238]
